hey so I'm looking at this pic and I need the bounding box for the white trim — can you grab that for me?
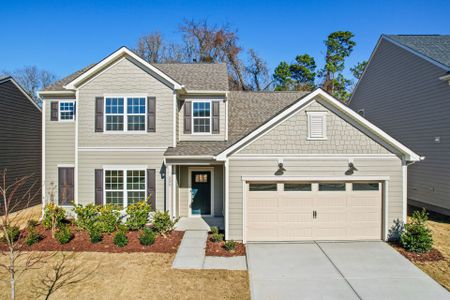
[58,100,76,122]
[103,95,147,133]
[241,175,390,182]
[172,92,177,147]
[242,179,247,243]
[224,159,229,240]
[188,167,214,217]
[402,161,408,222]
[166,164,172,215]
[225,93,229,141]
[165,155,215,160]
[191,99,212,135]
[183,89,228,95]
[78,146,166,152]
[307,111,327,140]
[57,164,75,168]
[38,90,76,97]
[0,77,42,111]
[384,180,390,240]
[74,90,79,205]
[42,101,46,211]
[216,89,421,162]
[230,153,398,159]
[172,167,177,218]
[64,47,182,90]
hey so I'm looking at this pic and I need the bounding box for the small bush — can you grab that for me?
[401,209,433,253]
[210,232,224,243]
[88,227,102,243]
[152,211,178,236]
[388,218,405,242]
[139,227,156,246]
[54,225,73,244]
[126,201,151,231]
[2,225,20,243]
[73,203,99,230]
[26,227,42,246]
[97,204,121,233]
[210,226,219,234]
[113,231,128,247]
[42,203,66,233]
[223,240,237,252]
[27,219,39,228]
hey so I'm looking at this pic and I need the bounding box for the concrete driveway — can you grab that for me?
[246,241,449,300]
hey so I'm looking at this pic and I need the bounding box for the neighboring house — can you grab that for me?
[0,77,42,213]
[38,47,420,242]
[350,34,450,215]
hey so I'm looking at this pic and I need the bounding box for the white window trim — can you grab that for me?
[191,100,212,135]
[59,100,76,122]
[103,166,147,208]
[103,95,147,134]
[307,111,327,140]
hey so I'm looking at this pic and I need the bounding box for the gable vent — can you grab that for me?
[307,112,327,140]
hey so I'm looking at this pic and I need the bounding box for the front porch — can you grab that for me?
[175,216,225,231]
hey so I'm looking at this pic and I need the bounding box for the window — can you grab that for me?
[249,183,277,191]
[105,169,146,207]
[192,101,211,133]
[59,101,75,121]
[105,96,146,132]
[284,183,312,191]
[307,112,327,140]
[319,183,346,191]
[195,174,208,183]
[58,167,74,205]
[353,182,379,191]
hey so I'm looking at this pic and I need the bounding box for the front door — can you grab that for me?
[191,171,211,216]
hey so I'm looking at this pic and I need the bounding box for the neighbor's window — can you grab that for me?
[307,112,327,140]
[59,101,75,121]
[352,183,379,191]
[284,183,312,191]
[249,183,277,191]
[318,183,346,191]
[105,96,146,132]
[105,169,146,207]
[192,101,211,133]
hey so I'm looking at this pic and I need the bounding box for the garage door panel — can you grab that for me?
[247,212,278,223]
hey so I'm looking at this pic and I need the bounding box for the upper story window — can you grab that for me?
[59,101,75,121]
[105,96,146,132]
[192,101,211,133]
[307,111,327,140]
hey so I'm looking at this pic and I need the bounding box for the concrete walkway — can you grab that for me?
[247,241,449,300]
[172,230,246,270]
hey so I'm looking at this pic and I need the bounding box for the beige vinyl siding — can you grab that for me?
[238,100,390,155]
[227,157,403,241]
[78,57,174,148]
[44,99,75,202]
[78,150,165,210]
[350,38,450,212]
[176,164,224,217]
[178,95,226,141]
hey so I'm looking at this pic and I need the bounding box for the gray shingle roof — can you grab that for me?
[165,91,310,156]
[385,35,450,69]
[44,61,228,91]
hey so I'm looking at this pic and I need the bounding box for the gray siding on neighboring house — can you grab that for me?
[78,57,174,148]
[238,100,391,155]
[227,157,403,241]
[0,80,42,212]
[350,38,450,212]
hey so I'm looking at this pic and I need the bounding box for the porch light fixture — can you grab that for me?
[275,163,286,176]
[345,162,358,175]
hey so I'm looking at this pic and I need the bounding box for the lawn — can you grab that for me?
[0,252,250,300]
[403,206,450,291]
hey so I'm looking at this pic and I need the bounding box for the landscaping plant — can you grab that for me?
[210,232,224,243]
[73,203,99,230]
[401,209,433,253]
[126,201,151,230]
[25,220,42,246]
[54,224,73,244]
[223,240,237,252]
[97,204,121,233]
[2,225,20,243]
[113,230,128,247]
[87,225,103,243]
[210,226,219,234]
[139,227,156,246]
[42,202,66,238]
[152,211,178,237]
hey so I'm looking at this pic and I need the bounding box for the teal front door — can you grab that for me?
[191,171,211,216]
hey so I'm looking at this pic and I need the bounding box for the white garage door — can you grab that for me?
[245,182,382,241]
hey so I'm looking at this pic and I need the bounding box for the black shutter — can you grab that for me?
[51,102,58,121]
[184,101,191,134]
[58,168,74,205]
[95,169,103,205]
[147,96,156,132]
[212,101,220,134]
[147,169,156,211]
[95,97,104,132]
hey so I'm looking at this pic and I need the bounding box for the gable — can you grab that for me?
[236,98,392,155]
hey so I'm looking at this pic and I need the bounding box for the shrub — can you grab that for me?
[152,211,178,236]
[2,225,20,243]
[210,226,219,234]
[113,231,128,247]
[73,203,99,230]
[54,224,73,244]
[126,201,151,230]
[210,232,224,243]
[42,203,66,237]
[88,226,103,244]
[26,227,42,246]
[139,227,156,246]
[223,240,237,252]
[27,219,39,228]
[97,204,121,233]
[401,209,433,253]
[388,218,405,242]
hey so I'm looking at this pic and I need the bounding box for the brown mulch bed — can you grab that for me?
[0,224,184,253]
[390,243,445,262]
[205,234,246,257]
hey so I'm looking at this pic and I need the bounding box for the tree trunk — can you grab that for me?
[9,250,15,300]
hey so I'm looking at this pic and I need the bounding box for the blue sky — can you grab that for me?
[1,0,449,80]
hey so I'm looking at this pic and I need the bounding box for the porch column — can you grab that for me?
[165,164,172,215]
[172,165,177,218]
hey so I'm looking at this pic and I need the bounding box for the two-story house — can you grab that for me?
[39,47,421,242]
